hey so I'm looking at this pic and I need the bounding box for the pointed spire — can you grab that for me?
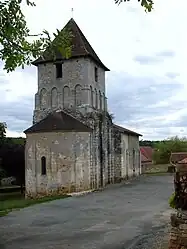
[32,18,109,71]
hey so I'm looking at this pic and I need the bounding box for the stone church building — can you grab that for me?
[24,18,142,198]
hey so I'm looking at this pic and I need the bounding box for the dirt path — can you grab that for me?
[0,175,173,249]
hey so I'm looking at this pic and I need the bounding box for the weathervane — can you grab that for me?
[71,8,74,18]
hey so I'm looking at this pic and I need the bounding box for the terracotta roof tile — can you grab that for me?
[141,153,151,163]
[178,157,187,164]
[170,152,187,163]
[140,146,153,161]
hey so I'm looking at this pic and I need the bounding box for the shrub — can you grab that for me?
[169,192,177,209]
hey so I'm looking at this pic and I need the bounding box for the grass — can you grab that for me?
[0,191,70,217]
[143,164,171,175]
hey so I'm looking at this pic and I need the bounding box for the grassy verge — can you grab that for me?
[143,164,171,175]
[0,192,70,217]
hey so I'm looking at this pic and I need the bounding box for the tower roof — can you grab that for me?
[32,18,109,71]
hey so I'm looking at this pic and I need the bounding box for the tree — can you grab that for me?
[0,0,72,72]
[153,136,187,164]
[0,122,7,140]
[115,0,154,12]
[0,0,154,73]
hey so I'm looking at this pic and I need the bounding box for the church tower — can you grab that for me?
[32,18,110,124]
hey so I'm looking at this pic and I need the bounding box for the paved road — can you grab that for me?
[0,175,173,249]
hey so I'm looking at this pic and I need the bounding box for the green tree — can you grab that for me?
[0,122,7,145]
[0,0,154,73]
[115,0,154,12]
[0,122,7,138]
[0,0,72,72]
[153,136,187,164]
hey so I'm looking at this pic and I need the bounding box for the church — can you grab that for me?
[24,18,142,198]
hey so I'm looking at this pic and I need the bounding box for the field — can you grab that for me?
[143,164,171,174]
[0,190,69,217]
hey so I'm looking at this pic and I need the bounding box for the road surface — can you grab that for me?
[0,175,173,249]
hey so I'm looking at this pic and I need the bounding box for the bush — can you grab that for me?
[169,192,177,209]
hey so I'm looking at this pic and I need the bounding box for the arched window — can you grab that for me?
[99,91,102,110]
[104,95,106,111]
[40,88,48,109]
[98,90,101,110]
[75,84,82,107]
[95,88,98,109]
[41,156,46,175]
[90,86,93,107]
[63,86,70,108]
[51,87,58,108]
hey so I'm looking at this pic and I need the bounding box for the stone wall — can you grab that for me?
[113,129,140,182]
[33,58,107,124]
[25,131,91,198]
[169,163,187,249]
[169,211,187,249]
[61,109,115,188]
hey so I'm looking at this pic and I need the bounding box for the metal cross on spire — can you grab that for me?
[71,8,74,18]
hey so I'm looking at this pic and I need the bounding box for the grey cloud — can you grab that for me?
[106,72,184,137]
[156,50,175,58]
[0,96,34,132]
[134,49,176,65]
[0,68,185,140]
[133,55,162,65]
[165,72,179,79]
[171,114,187,128]
[16,65,37,76]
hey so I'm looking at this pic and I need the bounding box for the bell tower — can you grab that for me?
[32,18,110,124]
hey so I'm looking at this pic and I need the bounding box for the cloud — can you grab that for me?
[133,55,162,65]
[156,50,175,58]
[1,0,187,140]
[165,72,179,79]
[107,71,187,140]
[134,49,176,65]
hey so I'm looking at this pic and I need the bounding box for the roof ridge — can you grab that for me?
[24,110,92,134]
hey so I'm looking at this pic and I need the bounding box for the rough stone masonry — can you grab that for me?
[24,18,142,198]
[169,161,187,249]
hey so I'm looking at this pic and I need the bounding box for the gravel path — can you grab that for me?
[0,175,173,249]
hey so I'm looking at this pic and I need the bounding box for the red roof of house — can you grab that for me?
[141,153,150,163]
[178,157,187,164]
[170,152,187,163]
[140,146,153,162]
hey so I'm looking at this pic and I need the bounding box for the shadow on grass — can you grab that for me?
[0,192,70,217]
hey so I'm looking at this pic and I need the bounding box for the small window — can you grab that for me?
[56,63,62,78]
[41,156,47,175]
[94,67,98,82]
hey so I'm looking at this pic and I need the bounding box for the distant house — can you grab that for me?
[140,146,153,173]
[140,146,154,169]
[170,152,187,165]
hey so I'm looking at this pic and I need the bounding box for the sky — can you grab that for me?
[0,0,187,140]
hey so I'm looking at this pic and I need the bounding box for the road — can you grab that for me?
[0,175,173,249]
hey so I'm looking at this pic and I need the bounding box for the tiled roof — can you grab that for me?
[170,152,187,163]
[141,153,151,163]
[24,110,92,134]
[140,146,153,161]
[113,124,142,136]
[178,157,187,164]
[32,18,109,71]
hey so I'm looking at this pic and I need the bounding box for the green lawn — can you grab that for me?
[0,191,70,217]
[143,164,170,174]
